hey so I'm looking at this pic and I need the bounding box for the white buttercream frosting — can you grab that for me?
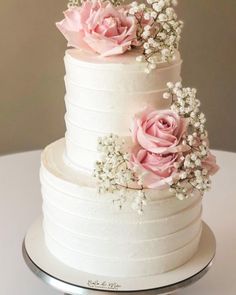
[63,49,182,173]
[41,139,202,277]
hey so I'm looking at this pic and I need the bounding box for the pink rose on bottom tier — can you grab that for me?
[130,148,180,189]
[56,0,137,56]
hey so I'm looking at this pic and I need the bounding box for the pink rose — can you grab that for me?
[202,151,219,176]
[131,108,188,154]
[130,148,179,189]
[56,1,137,56]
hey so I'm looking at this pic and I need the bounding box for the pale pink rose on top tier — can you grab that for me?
[56,1,137,56]
[130,148,179,189]
[131,109,188,154]
[202,151,219,176]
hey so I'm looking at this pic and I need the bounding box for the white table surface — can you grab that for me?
[0,148,236,295]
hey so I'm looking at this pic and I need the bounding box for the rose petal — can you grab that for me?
[202,152,219,176]
[130,148,179,189]
[56,21,92,51]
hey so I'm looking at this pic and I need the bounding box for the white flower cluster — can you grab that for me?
[94,134,147,214]
[109,0,125,7]
[67,0,80,8]
[129,0,183,73]
[164,82,211,199]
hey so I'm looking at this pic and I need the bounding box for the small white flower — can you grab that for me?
[202,169,208,176]
[167,82,174,89]
[136,55,144,62]
[163,92,171,99]
[201,149,207,156]
[184,160,191,168]
[142,30,151,38]
[153,3,162,12]
[158,32,167,40]
[144,12,151,20]
[175,82,182,88]
[145,48,152,54]
[129,8,135,15]
[163,23,171,32]
[158,0,165,7]
[195,159,201,166]
[151,11,158,18]
[192,88,197,94]
[169,34,176,43]
[139,3,146,10]
[150,63,157,70]
[152,40,159,48]
[158,13,167,22]
[148,37,155,44]
[176,27,182,35]
[180,171,187,179]
[190,111,196,118]
[161,48,170,56]
[144,25,151,31]
[179,107,185,113]
[188,134,194,141]
[176,90,184,97]
[177,193,185,200]
[166,7,174,17]
[199,112,205,119]
[195,170,201,177]
[131,1,138,7]
[191,154,197,161]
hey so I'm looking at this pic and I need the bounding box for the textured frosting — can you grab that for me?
[64,49,182,173]
[41,139,202,277]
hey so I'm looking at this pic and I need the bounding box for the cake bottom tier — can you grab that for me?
[40,139,202,277]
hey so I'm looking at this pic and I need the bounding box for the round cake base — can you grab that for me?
[23,217,216,295]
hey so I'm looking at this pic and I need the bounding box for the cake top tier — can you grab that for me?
[57,0,183,73]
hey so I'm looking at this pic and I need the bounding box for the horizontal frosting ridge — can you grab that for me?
[42,184,202,224]
[44,220,202,259]
[43,204,202,243]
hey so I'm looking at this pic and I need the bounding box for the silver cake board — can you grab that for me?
[22,217,216,295]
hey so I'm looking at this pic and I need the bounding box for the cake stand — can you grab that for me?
[22,217,216,295]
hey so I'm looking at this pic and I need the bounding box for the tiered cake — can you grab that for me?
[40,0,218,278]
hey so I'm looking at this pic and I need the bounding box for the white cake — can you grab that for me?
[40,0,219,279]
[41,49,202,277]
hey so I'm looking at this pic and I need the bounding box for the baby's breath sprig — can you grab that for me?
[68,0,124,8]
[129,0,183,73]
[108,0,125,7]
[67,0,80,8]
[94,134,147,214]
[163,82,211,200]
